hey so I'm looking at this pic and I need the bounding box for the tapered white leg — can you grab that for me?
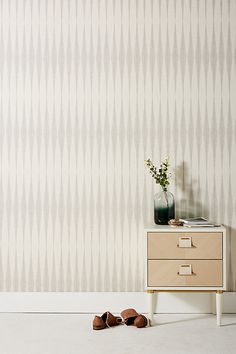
[147,290,154,325]
[216,291,223,326]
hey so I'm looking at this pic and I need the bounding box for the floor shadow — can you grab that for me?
[220,315,236,327]
[153,314,212,326]
[221,323,236,327]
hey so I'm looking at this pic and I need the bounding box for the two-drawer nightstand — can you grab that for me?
[145,225,227,326]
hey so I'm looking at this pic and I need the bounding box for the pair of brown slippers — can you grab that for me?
[93,308,149,330]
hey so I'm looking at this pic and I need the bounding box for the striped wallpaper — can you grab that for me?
[0,0,236,291]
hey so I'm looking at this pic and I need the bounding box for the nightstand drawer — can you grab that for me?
[147,232,222,260]
[148,260,222,287]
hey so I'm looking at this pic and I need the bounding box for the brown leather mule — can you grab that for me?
[121,308,148,328]
[93,311,122,330]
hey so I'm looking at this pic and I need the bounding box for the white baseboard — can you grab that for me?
[0,292,235,314]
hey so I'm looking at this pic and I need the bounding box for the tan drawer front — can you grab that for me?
[148,232,222,260]
[148,260,222,287]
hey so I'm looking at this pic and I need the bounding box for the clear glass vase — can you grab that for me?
[154,189,175,225]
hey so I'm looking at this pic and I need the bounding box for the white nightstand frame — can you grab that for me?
[144,225,227,326]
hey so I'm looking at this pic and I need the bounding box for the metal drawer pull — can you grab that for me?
[177,264,195,276]
[177,236,194,248]
[177,272,196,276]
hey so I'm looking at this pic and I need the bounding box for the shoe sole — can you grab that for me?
[93,325,107,330]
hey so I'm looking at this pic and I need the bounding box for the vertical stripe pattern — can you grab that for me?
[0,0,236,291]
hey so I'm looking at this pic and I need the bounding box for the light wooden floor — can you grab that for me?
[0,313,236,354]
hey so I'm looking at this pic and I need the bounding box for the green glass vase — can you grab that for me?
[154,189,175,225]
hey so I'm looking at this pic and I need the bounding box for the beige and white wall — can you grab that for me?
[0,0,236,293]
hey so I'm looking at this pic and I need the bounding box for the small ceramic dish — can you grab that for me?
[168,219,183,227]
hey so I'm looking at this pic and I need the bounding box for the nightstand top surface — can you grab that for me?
[145,224,226,232]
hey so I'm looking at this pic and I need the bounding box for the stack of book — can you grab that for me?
[179,217,220,228]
